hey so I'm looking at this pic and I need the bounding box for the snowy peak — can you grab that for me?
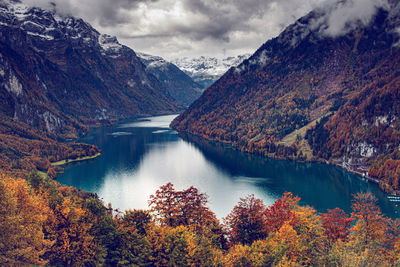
[98,34,123,57]
[172,54,250,77]
[137,52,169,70]
[0,1,104,48]
[171,54,250,89]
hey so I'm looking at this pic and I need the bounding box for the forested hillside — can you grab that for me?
[172,0,400,194]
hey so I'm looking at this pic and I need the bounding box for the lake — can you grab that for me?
[58,114,400,218]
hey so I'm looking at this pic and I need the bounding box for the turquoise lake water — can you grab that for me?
[58,115,400,218]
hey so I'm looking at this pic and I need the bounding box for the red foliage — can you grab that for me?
[263,192,300,234]
[148,183,215,229]
[223,195,267,245]
[321,208,353,243]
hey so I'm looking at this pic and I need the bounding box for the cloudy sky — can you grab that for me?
[21,0,388,60]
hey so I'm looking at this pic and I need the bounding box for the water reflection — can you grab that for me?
[58,115,399,218]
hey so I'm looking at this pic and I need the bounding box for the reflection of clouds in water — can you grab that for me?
[152,130,170,134]
[109,132,132,136]
[98,139,275,218]
[119,114,179,129]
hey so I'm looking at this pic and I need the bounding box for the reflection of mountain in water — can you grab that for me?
[180,133,399,217]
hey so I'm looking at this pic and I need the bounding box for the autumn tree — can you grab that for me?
[148,183,226,248]
[385,219,400,265]
[223,194,267,245]
[120,209,152,235]
[43,193,98,266]
[115,210,152,266]
[0,175,51,265]
[146,225,194,266]
[351,193,390,247]
[348,193,391,265]
[149,183,210,227]
[223,243,253,266]
[321,208,353,244]
[266,221,305,265]
[263,192,300,234]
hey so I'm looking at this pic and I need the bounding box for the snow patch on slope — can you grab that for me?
[137,52,169,69]
[99,34,122,53]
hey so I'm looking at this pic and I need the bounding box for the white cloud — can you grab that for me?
[321,0,389,37]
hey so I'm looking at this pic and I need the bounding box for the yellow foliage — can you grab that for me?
[269,221,305,263]
[44,196,97,266]
[0,174,51,265]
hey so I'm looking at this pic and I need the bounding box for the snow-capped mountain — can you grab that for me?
[137,53,203,106]
[172,54,250,89]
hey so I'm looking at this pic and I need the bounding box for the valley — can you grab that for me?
[1,0,400,265]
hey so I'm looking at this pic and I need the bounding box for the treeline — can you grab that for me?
[1,174,399,266]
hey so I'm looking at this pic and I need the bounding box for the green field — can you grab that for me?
[51,153,101,166]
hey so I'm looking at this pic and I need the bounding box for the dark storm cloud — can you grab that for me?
[20,0,390,58]
[23,0,319,41]
[176,0,269,41]
[84,0,160,27]
[23,0,159,26]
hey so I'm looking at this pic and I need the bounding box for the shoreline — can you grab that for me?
[176,130,398,196]
[51,152,102,166]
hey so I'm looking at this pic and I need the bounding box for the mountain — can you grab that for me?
[138,53,203,106]
[172,0,400,194]
[0,1,180,176]
[172,54,250,89]
[0,1,179,136]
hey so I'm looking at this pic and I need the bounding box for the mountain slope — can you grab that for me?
[172,1,400,193]
[138,53,203,106]
[0,1,180,176]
